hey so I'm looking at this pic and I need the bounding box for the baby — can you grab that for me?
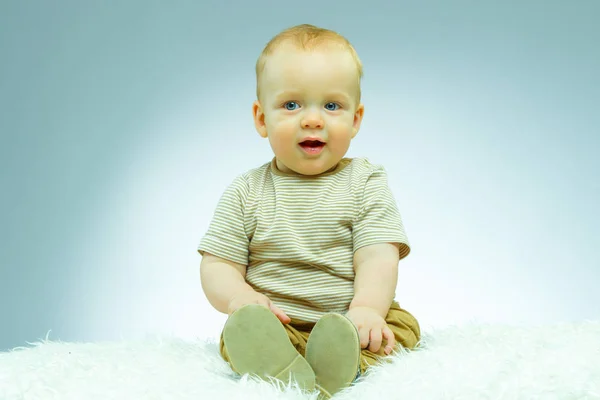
[198,24,420,398]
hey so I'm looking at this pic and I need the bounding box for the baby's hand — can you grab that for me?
[227,290,291,324]
[345,306,395,355]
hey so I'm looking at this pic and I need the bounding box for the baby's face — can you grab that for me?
[253,45,364,176]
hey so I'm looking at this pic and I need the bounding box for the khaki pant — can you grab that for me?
[220,301,421,374]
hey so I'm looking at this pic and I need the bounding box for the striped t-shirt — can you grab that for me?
[198,157,410,323]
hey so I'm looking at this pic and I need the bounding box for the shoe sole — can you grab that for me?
[305,313,361,398]
[223,304,316,391]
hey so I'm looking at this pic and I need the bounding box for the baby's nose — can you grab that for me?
[301,115,324,129]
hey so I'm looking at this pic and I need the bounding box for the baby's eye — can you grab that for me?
[284,101,299,110]
[325,102,340,111]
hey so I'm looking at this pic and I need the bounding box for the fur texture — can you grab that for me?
[1,321,599,399]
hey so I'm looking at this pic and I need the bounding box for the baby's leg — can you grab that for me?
[359,301,421,373]
[218,305,315,390]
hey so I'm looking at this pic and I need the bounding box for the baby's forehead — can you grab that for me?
[264,48,357,79]
[258,42,361,102]
[260,77,360,105]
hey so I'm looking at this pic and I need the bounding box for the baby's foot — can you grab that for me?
[305,313,361,398]
[223,304,316,391]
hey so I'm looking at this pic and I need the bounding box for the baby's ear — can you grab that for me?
[351,103,365,138]
[252,100,268,138]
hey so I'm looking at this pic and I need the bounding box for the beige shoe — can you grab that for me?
[223,304,316,391]
[305,313,361,398]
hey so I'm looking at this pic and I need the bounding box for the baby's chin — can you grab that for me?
[286,160,340,176]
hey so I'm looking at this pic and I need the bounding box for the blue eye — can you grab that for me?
[284,101,299,110]
[325,102,339,111]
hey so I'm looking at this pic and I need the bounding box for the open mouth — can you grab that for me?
[299,140,326,150]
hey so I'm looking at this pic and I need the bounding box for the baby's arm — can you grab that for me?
[200,252,253,313]
[200,252,291,323]
[346,242,400,354]
[350,242,399,317]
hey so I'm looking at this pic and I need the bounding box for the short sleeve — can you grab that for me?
[197,175,250,265]
[352,166,410,260]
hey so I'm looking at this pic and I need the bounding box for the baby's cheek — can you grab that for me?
[273,120,298,142]
[328,123,354,148]
[267,126,294,155]
[328,116,353,134]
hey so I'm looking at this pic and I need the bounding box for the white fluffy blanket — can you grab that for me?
[1,321,599,399]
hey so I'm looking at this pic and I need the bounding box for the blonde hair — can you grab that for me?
[255,24,363,102]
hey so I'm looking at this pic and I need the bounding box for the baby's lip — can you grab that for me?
[298,137,326,144]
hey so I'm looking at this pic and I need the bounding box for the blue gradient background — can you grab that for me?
[1,1,598,351]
